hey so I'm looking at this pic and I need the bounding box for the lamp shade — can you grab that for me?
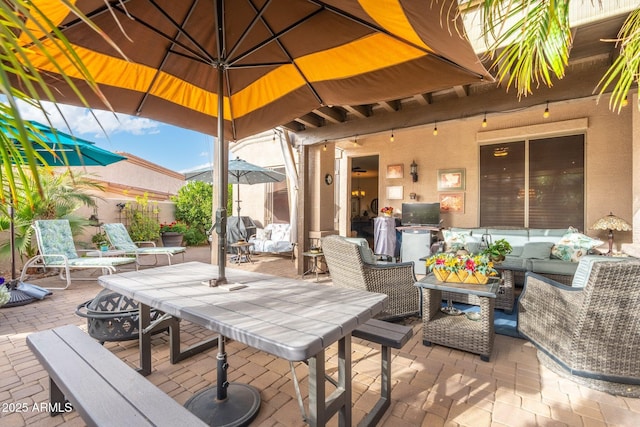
[591,212,632,232]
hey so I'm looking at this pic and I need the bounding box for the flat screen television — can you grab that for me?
[401,202,441,226]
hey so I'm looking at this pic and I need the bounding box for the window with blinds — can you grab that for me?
[480,134,584,229]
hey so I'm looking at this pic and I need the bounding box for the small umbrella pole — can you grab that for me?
[10,205,16,280]
[216,66,227,283]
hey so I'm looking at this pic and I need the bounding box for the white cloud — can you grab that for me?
[180,161,212,173]
[16,100,161,138]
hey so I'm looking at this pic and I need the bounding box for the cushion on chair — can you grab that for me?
[103,223,139,251]
[344,237,376,264]
[35,220,79,261]
[570,255,628,288]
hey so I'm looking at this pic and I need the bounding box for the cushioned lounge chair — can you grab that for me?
[102,223,186,267]
[518,258,640,396]
[321,235,419,320]
[20,220,137,290]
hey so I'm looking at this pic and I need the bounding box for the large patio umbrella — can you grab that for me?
[2,120,126,283]
[18,0,493,282]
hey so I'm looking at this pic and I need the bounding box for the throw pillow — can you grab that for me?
[442,229,470,252]
[551,227,604,262]
[520,242,554,259]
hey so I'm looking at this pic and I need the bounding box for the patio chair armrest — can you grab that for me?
[135,240,157,247]
[518,272,583,358]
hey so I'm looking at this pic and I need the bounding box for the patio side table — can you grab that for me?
[415,275,499,361]
[230,241,254,264]
[302,251,327,282]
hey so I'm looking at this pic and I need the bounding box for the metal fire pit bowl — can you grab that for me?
[76,288,164,343]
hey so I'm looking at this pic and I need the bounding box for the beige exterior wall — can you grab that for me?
[332,96,633,251]
[70,153,185,246]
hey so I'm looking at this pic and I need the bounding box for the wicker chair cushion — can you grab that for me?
[343,237,375,263]
[570,255,628,288]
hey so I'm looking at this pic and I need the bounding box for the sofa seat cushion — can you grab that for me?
[530,259,579,276]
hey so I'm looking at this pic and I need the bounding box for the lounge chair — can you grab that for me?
[20,220,137,290]
[102,223,186,267]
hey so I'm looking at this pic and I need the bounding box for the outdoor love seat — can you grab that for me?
[518,257,640,396]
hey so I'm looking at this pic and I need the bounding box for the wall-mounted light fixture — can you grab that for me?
[482,112,488,128]
[433,122,438,136]
[390,129,395,142]
[543,101,550,118]
[410,160,418,182]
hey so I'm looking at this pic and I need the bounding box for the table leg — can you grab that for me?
[307,335,351,426]
[138,303,152,376]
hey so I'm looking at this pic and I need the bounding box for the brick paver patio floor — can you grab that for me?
[1,246,639,426]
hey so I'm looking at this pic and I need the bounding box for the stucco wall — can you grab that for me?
[335,96,633,250]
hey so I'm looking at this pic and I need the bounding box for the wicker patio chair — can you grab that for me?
[20,220,137,290]
[321,235,419,320]
[103,223,186,266]
[518,259,640,397]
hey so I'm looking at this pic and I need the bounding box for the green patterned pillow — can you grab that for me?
[551,227,603,262]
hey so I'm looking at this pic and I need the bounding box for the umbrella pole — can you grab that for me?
[10,205,15,280]
[215,67,227,284]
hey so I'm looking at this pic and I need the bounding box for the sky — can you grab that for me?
[16,100,215,173]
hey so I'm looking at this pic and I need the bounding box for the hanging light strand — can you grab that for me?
[433,121,438,136]
[543,101,550,118]
[482,112,487,128]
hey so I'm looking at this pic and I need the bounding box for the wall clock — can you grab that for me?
[324,173,333,185]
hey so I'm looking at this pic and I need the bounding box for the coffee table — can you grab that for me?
[415,274,499,361]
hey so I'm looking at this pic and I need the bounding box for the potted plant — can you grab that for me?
[159,221,188,247]
[482,238,513,262]
[91,232,109,251]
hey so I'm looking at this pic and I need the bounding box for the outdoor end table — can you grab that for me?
[302,251,327,282]
[229,241,254,264]
[415,275,499,361]
[98,262,387,427]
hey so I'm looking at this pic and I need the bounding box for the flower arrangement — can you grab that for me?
[159,221,188,234]
[381,206,393,215]
[425,253,498,284]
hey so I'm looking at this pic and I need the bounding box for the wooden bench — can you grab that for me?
[352,318,414,427]
[26,325,207,427]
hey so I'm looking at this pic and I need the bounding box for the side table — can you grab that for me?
[415,275,499,361]
[229,242,254,264]
[302,251,327,282]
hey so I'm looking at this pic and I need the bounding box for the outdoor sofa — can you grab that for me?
[442,226,604,285]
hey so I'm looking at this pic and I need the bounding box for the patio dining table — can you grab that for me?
[97,261,387,427]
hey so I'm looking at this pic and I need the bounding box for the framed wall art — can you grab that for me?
[437,168,466,191]
[386,185,403,200]
[439,192,465,213]
[386,164,404,179]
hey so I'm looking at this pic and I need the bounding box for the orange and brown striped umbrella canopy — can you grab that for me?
[22,0,492,141]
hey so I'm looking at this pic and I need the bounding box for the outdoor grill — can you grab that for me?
[75,289,164,343]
